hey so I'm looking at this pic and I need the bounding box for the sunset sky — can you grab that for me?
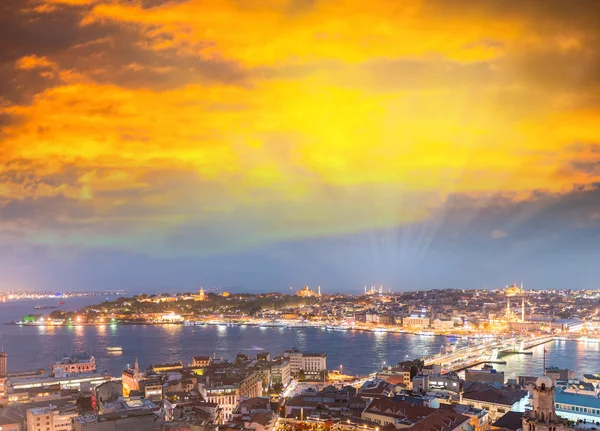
[1,0,600,292]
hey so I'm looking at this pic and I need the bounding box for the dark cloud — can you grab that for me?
[0,0,247,108]
[137,0,192,9]
[505,41,600,92]
[428,0,600,31]
[437,183,600,244]
[569,161,600,176]
[555,143,600,177]
[567,142,600,154]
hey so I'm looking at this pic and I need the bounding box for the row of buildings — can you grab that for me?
[2,343,600,431]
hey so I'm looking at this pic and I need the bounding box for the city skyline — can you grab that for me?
[2,1,600,292]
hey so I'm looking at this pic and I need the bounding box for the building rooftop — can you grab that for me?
[462,387,528,406]
[359,379,394,396]
[28,404,79,416]
[9,372,108,389]
[409,408,470,431]
[555,391,600,408]
[363,397,435,422]
[101,397,158,414]
[491,411,525,431]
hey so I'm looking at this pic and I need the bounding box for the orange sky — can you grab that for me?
[1,0,600,271]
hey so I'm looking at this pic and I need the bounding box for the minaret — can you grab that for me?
[134,356,139,374]
[519,281,524,319]
[318,286,321,297]
[290,286,293,296]
[364,285,367,295]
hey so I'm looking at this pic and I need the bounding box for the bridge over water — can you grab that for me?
[422,335,554,374]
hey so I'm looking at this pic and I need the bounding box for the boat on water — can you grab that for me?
[34,305,58,310]
[57,301,65,305]
[107,347,122,351]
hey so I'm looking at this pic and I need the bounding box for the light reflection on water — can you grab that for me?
[2,298,600,377]
[1,324,599,377]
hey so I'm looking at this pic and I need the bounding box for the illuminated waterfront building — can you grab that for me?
[191,355,213,368]
[52,354,96,377]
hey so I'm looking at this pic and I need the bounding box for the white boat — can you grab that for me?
[107,347,122,351]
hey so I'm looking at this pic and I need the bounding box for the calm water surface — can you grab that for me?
[1,297,599,378]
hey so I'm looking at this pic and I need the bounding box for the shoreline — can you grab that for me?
[5,320,586,342]
[6,320,460,335]
[6,320,466,337]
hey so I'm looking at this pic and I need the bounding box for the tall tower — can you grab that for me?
[290,286,293,296]
[364,285,367,295]
[522,376,567,431]
[521,281,525,321]
[318,286,321,297]
[0,349,7,377]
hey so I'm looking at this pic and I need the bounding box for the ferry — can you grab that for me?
[107,347,122,352]
[184,321,194,326]
[34,305,58,310]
